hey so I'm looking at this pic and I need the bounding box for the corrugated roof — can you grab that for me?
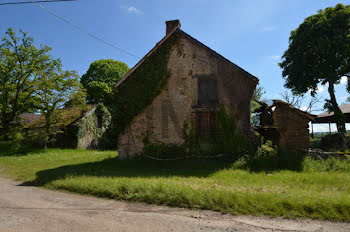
[317,103,350,118]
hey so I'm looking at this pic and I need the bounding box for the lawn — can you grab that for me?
[0,148,349,221]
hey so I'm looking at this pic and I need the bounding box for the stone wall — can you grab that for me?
[117,32,257,159]
[273,104,311,151]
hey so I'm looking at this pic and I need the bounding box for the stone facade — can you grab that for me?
[117,20,258,159]
[272,101,315,151]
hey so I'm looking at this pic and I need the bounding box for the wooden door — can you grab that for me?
[192,112,217,136]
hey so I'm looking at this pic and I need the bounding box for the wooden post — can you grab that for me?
[311,122,314,138]
[329,123,331,135]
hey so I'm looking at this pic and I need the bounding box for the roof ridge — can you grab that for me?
[115,27,259,89]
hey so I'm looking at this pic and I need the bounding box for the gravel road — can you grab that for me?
[0,176,349,232]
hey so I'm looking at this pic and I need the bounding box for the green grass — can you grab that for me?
[0,148,350,221]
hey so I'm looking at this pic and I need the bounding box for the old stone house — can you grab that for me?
[27,104,111,149]
[115,20,259,159]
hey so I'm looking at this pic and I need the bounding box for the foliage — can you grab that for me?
[112,34,179,138]
[7,127,24,151]
[75,104,111,139]
[0,148,350,221]
[26,104,111,149]
[0,28,61,139]
[64,84,87,109]
[250,85,265,127]
[247,140,279,171]
[279,4,350,134]
[142,135,186,159]
[320,133,350,151]
[210,105,251,155]
[80,59,129,106]
[142,105,251,158]
[35,66,80,148]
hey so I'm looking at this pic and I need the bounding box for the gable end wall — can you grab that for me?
[118,34,257,159]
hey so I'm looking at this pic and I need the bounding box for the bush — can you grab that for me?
[246,140,305,172]
[142,136,186,159]
[320,133,347,151]
[8,128,24,151]
[247,140,278,171]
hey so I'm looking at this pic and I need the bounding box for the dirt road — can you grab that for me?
[0,177,349,232]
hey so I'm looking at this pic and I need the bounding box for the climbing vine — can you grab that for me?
[141,105,252,158]
[111,33,179,138]
[74,104,111,140]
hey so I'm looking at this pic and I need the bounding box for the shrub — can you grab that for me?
[320,133,350,151]
[8,128,24,151]
[142,135,186,159]
[247,140,278,171]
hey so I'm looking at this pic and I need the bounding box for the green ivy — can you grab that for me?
[141,105,252,158]
[111,33,179,139]
[74,104,111,140]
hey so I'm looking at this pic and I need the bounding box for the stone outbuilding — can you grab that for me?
[115,20,259,159]
[27,104,111,149]
[256,100,315,151]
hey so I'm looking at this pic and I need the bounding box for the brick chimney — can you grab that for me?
[166,20,181,35]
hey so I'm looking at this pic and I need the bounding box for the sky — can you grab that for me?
[0,0,349,132]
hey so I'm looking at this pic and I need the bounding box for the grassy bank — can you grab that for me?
[0,148,349,221]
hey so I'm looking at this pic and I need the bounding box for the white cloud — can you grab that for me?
[267,55,281,60]
[340,96,348,100]
[307,83,327,93]
[260,26,277,32]
[300,106,308,111]
[317,85,325,93]
[120,5,143,15]
[340,76,347,85]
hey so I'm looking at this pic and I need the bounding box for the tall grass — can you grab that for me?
[0,148,349,221]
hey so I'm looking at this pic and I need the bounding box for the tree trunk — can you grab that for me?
[2,120,10,141]
[328,82,346,133]
[328,82,347,150]
[1,112,10,141]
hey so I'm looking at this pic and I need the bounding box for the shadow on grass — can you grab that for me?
[30,157,234,186]
[0,147,48,157]
[246,152,305,173]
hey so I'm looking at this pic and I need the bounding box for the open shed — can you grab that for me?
[312,103,350,134]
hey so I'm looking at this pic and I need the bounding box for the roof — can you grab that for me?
[19,113,42,125]
[115,27,258,89]
[317,103,350,118]
[272,100,316,120]
[313,103,350,123]
[28,105,97,129]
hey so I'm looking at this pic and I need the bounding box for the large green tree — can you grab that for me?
[35,69,80,148]
[279,4,350,135]
[0,28,60,139]
[80,59,129,106]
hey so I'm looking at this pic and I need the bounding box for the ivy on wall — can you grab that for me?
[111,33,179,138]
[74,104,111,140]
[141,105,252,158]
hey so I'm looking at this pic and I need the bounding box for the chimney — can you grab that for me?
[166,20,181,35]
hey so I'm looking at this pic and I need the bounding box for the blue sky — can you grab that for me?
[1,0,349,132]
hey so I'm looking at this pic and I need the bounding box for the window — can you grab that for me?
[197,78,218,107]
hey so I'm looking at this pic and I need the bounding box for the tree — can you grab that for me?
[80,59,129,106]
[250,85,265,127]
[279,4,350,135]
[64,84,87,109]
[0,28,58,139]
[280,90,323,114]
[35,69,80,148]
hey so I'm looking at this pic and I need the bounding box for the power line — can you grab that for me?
[0,0,75,6]
[29,0,141,59]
